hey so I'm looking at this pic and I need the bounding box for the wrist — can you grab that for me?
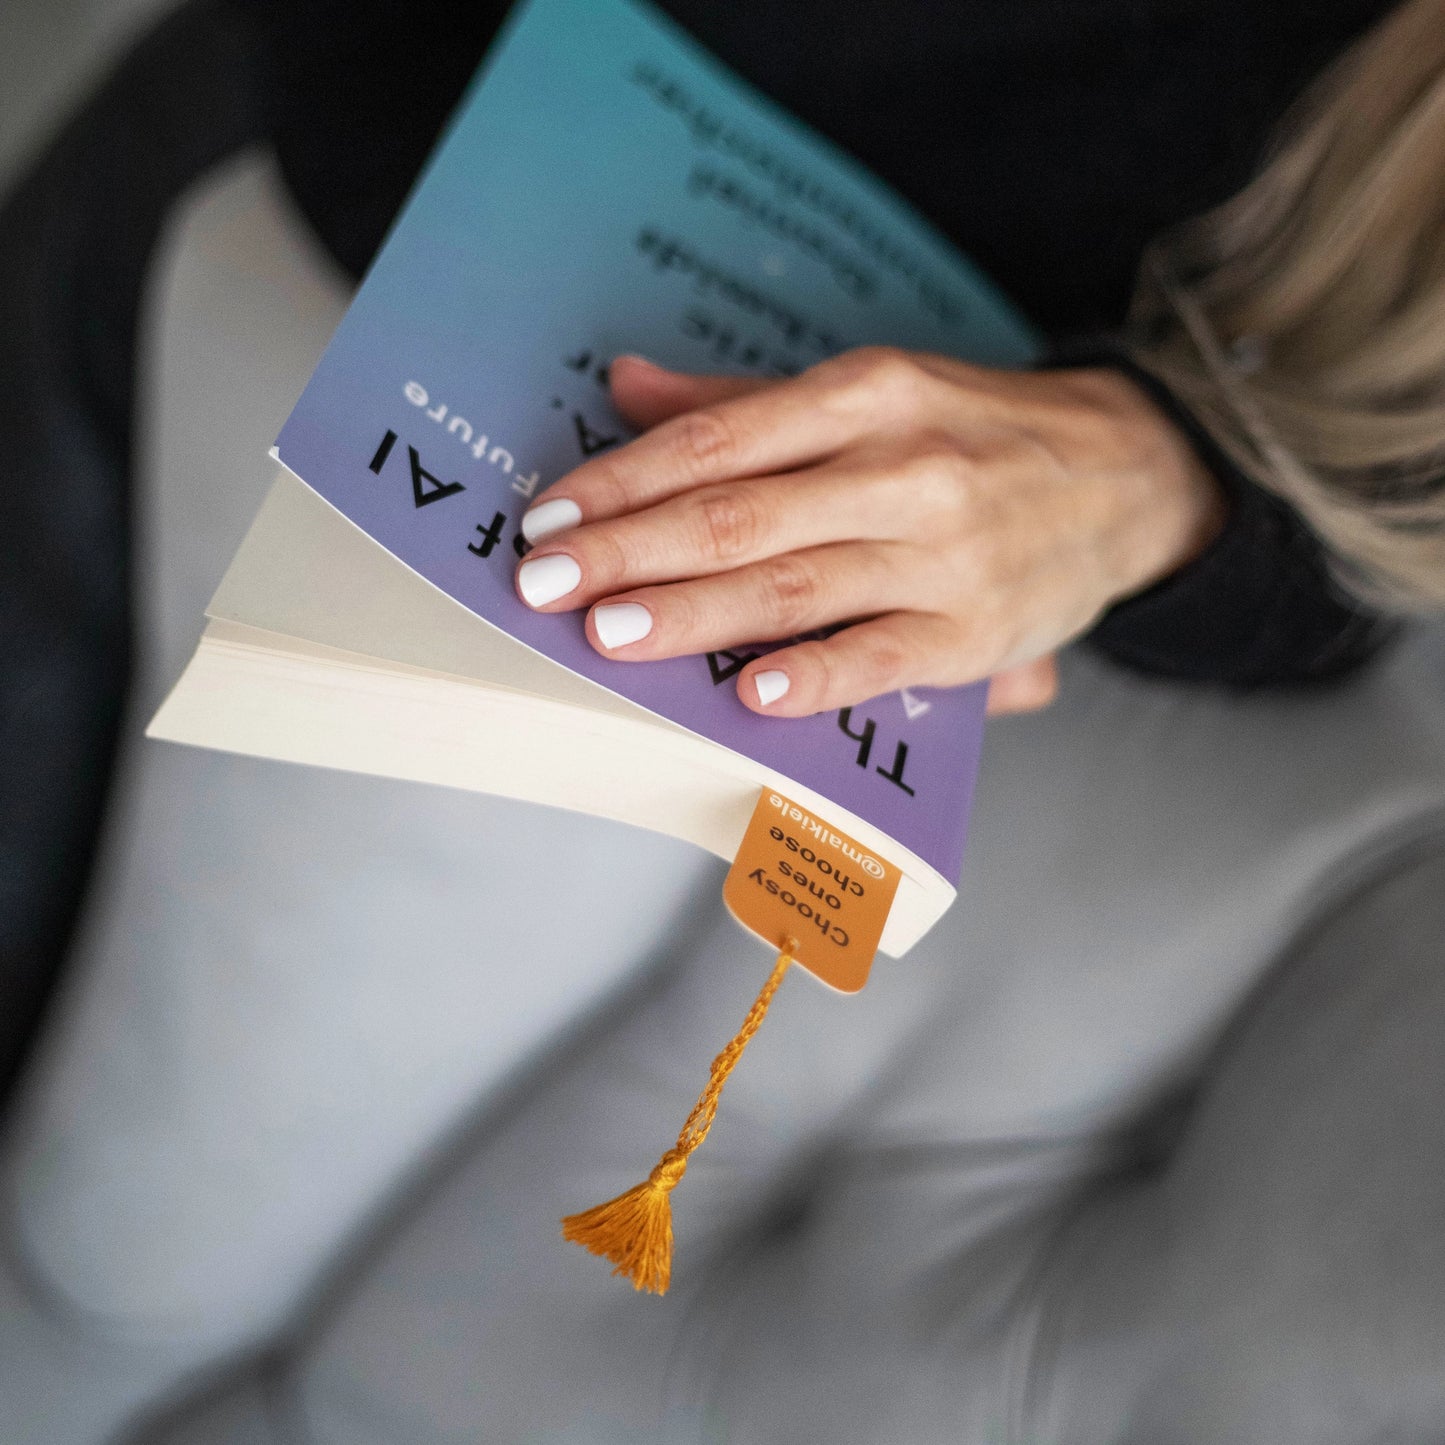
[1067,366,1229,603]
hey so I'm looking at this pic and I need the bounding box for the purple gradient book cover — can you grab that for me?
[274,0,1037,882]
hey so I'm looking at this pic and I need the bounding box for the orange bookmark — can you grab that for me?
[562,790,900,1293]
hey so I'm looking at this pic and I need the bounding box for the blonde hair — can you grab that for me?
[1130,0,1445,610]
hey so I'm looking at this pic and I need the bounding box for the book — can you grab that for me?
[147,0,1037,961]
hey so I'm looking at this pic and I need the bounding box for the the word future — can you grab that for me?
[402,380,541,499]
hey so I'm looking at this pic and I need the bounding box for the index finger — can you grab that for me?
[520,356,879,542]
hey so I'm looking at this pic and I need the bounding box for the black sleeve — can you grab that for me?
[1048,346,1397,688]
[239,0,513,280]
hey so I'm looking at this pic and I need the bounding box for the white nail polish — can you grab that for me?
[592,602,653,649]
[517,553,581,607]
[753,669,790,706]
[521,497,582,544]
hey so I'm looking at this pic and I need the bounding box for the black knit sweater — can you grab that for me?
[242,0,1402,686]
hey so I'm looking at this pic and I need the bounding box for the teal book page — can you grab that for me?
[274,0,1038,884]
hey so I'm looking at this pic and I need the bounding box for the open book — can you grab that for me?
[148,0,1037,960]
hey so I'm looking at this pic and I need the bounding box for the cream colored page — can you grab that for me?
[209,469,687,730]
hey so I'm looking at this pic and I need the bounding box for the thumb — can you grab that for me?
[609,354,771,430]
[986,655,1060,716]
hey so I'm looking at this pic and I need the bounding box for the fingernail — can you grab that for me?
[521,497,582,544]
[753,670,790,706]
[617,353,666,373]
[592,602,653,649]
[517,553,581,607]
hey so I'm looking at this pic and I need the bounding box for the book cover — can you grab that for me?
[271,0,1037,885]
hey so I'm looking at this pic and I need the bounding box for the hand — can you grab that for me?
[514,347,1225,717]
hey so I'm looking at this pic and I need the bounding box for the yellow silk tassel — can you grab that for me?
[561,942,796,1295]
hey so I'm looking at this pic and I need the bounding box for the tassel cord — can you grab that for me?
[671,942,793,1159]
[561,941,797,1294]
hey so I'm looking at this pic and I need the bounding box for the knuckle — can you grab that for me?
[653,583,700,639]
[757,556,822,634]
[904,438,979,513]
[803,639,838,702]
[695,486,764,564]
[825,346,924,409]
[670,408,738,476]
[851,344,910,376]
[943,614,1001,679]
[585,454,639,516]
[945,528,1001,594]
[858,632,911,692]
[858,346,927,406]
[584,523,635,588]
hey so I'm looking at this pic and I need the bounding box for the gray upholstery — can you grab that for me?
[0,0,267,1101]
[3,156,1444,1445]
[150,841,1445,1445]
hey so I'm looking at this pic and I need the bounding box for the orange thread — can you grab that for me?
[560,942,796,1295]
